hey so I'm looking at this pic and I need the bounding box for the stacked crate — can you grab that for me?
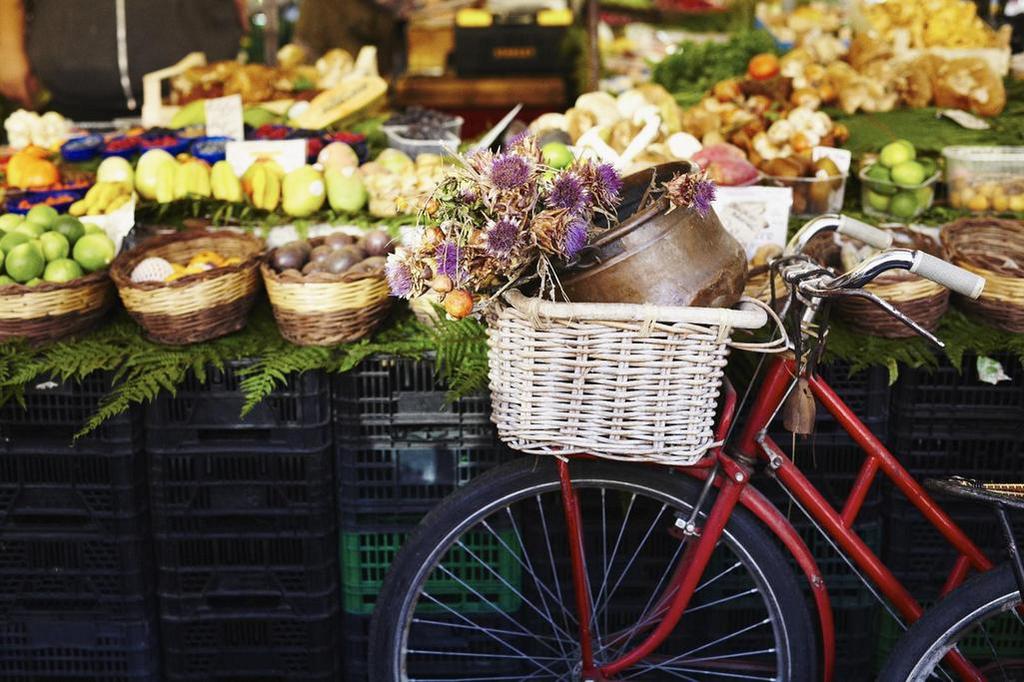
[765,359,891,678]
[333,356,508,681]
[146,361,340,681]
[0,373,158,682]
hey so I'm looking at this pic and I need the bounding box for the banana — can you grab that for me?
[211,161,243,203]
[90,183,120,214]
[244,162,281,211]
[105,194,130,213]
[69,199,88,216]
[186,160,212,198]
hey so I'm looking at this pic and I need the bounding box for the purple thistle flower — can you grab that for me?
[385,258,414,298]
[505,129,530,149]
[485,218,519,258]
[547,172,592,214]
[596,163,623,203]
[562,218,588,259]
[692,177,717,217]
[490,154,531,189]
[435,240,463,280]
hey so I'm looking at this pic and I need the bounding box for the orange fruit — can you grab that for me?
[747,53,780,81]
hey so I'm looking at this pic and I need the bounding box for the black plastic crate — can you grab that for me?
[0,372,142,451]
[161,612,339,680]
[146,361,331,451]
[333,356,494,445]
[336,442,506,515]
[883,498,1020,602]
[833,601,882,680]
[149,444,335,535]
[0,449,147,533]
[890,430,1024,482]
[0,529,154,619]
[0,617,159,681]
[891,353,1024,431]
[340,611,370,682]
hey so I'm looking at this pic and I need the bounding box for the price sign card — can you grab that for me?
[712,186,793,261]
[226,139,306,177]
[204,94,244,141]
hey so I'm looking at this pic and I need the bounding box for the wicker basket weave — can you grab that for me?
[942,217,1024,333]
[110,230,263,345]
[488,290,769,465]
[261,238,392,346]
[0,272,114,344]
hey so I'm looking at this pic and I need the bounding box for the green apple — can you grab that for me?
[891,160,926,186]
[865,164,897,195]
[376,149,414,174]
[866,190,891,212]
[890,191,920,219]
[879,140,916,168]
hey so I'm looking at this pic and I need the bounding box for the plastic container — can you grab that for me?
[138,133,188,156]
[160,612,339,680]
[4,191,80,215]
[145,361,331,452]
[383,126,460,158]
[859,165,939,221]
[944,145,1024,213]
[761,172,847,218]
[61,134,104,163]
[189,137,230,165]
[0,617,159,682]
[102,136,140,159]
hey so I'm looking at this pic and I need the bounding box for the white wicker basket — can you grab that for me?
[488,290,771,466]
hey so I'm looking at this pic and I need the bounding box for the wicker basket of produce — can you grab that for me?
[261,231,393,346]
[110,229,263,344]
[942,217,1024,332]
[835,228,948,338]
[0,211,118,343]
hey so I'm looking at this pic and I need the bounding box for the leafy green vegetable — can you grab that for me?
[651,30,777,103]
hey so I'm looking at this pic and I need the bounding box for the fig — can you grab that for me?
[324,247,363,274]
[309,245,334,266]
[323,232,355,250]
[363,229,394,257]
[272,245,307,272]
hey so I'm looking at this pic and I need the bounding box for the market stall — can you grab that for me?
[2,0,1024,679]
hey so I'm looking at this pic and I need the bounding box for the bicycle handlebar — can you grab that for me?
[911,252,985,300]
[837,215,893,250]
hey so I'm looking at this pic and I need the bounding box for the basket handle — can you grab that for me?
[502,289,769,329]
[726,297,789,353]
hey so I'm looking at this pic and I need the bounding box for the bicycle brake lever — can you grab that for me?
[823,287,945,349]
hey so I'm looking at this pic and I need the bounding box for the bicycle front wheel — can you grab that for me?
[370,457,817,681]
[879,563,1024,681]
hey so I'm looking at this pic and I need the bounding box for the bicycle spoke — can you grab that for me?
[593,502,669,629]
[626,648,777,680]
[536,494,576,645]
[411,618,569,645]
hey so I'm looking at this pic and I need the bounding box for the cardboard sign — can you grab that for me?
[225,139,306,177]
[712,186,793,261]
[204,94,245,141]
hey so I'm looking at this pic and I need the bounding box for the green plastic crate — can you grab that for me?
[340,527,522,615]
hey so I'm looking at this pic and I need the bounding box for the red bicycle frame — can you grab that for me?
[557,353,996,681]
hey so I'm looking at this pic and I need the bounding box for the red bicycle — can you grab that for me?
[370,215,1004,681]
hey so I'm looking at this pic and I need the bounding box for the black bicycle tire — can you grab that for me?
[369,456,818,681]
[878,563,1022,681]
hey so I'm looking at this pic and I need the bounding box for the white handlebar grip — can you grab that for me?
[911,252,986,299]
[837,216,894,249]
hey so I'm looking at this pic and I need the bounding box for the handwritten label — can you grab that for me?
[712,186,792,261]
[226,139,306,177]
[204,95,244,141]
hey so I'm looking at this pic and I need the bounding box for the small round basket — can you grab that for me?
[836,228,948,338]
[110,230,263,345]
[488,290,770,466]
[942,217,1024,332]
[261,238,392,346]
[0,272,114,344]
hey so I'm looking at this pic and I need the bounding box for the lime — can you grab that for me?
[5,242,45,283]
[14,222,46,238]
[890,191,920,219]
[865,164,897,195]
[25,204,59,229]
[0,213,23,232]
[0,230,30,254]
[25,278,43,287]
[27,240,44,262]
[0,275,13,286]
[52,215,86,244]
[866,190,891,212]
[39,232,70,261]
[43,258,84,283]
[0,248,4,272]
[891,160,926,186]
[72,233,116,272]
[83,224,106,236]
[542,142,574,170]
[879,140,915,168]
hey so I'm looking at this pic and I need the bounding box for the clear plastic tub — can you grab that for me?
[859,165,940,221]
[761,172,848,218]
[944,146,1024,213]
[383,126,460,159]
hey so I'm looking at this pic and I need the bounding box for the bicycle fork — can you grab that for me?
[556,454,752,681]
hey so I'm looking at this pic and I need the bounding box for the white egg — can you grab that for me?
[130,257,174,283]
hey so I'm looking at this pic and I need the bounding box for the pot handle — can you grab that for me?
[589,196,668,250]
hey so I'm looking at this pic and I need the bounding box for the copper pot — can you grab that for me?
[561,163,747,308]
